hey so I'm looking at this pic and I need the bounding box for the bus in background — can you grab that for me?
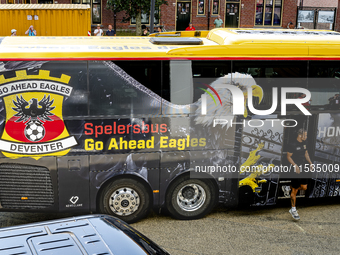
[0,29,340,223]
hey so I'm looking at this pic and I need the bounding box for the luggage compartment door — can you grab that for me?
[57,156,89,212]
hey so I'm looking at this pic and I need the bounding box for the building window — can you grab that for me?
[273,0,282,25]
[72,0,101,24]
[92,0,101,24]
[131,9,159,25]
[212,0,219,15]
[197,0,205,15]
[256,0,281,26]
[38,0,53,3]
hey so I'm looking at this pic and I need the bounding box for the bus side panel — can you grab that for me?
[159,150,238,208]
[238,118,284,206]
[89,153,160,212]
[0,157,58,212]
[310,113,340,198]
[57,155,90,212]
[187,115,240,207]
[189,149,239,207]
[160,151,190,208]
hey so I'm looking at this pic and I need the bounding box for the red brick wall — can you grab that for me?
[192,0,205,30]
[161,0,176,31]
[101,0,114,27]
[239,0,298,29]
[298,0,337,7]
[190,0,226,30]
[240,0,255,28]
[282,0,298,28]
[335,0,340,31]
[216,0,225,29]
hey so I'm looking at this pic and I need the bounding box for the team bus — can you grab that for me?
[0,29,340,223]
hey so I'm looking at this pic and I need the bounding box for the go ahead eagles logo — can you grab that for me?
[0,70,77,159]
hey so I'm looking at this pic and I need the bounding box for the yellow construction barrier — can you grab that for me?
[0,4,91,36]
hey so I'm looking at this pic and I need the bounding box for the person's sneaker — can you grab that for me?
[282,185,291,197]
[289,209,300,220]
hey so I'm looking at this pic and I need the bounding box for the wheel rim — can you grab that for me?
[109,187,140,216]
[176,183,206,212]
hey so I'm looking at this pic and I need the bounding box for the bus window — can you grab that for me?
[43,61,89,118]
[232,61,308,114]
[309,61,340,112]
[169,60,194,105]
[191,61,232,102]
[88,61,162,117]
[192,61,231,78]
[158,61,194,115]
[113,60,167,100]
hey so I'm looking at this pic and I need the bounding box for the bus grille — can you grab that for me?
[0,164,54,209]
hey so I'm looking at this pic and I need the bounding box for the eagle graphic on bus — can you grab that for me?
[12,95,55,142]
[194,72,263,129]
[5,93,66,145]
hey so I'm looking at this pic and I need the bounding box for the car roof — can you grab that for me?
[0,214,169,255]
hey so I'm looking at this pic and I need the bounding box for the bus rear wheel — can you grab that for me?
[99,178,151,223]
[165,176,217,220]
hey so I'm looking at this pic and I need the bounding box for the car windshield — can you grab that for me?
[103,217,169,255]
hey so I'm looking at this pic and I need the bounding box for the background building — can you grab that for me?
[1,0,339,33]
[114,0,299,32]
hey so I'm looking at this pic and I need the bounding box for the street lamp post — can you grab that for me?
[208,0,211,30]
[150,0,156,33]
[114,10,117,33]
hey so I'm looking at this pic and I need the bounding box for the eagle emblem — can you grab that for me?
[12,95,55,142]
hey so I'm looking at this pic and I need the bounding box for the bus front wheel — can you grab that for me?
[165,176,217,220]
[99,178,151,223]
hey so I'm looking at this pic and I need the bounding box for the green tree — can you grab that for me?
[107,0,167,36]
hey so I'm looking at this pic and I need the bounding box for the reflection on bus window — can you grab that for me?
[35,61,89,118]
[192,61,232,102]
[233,61,308,113]
[169,60,194,105]
[113,61,166,100]
[88,61,163,116]
[309,61,340,112]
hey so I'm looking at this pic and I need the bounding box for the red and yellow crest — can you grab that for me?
[0,70,77,159]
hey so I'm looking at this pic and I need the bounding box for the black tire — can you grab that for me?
[99,178,151,223]
[165,176,217,220]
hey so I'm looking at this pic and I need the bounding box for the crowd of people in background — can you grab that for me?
[94,24,116,36]
[10,25,36,36]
